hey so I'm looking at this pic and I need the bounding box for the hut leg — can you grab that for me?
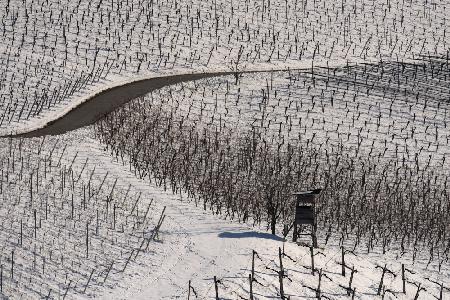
[292,224,298,242]
[312,224,318,248]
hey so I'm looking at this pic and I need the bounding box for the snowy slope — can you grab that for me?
[1,58,371,137]
[1,0,448,130]
[64,129,450,299]
[0,0,449,298]
[0,123,449,299]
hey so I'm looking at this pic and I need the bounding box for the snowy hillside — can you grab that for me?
[1,129,449,299]
[1,0,450,299]
[0,0,448,133]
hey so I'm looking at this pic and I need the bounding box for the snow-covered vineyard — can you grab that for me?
[1,132,450,299]
[1,0,448,133]
[0,0,450,299]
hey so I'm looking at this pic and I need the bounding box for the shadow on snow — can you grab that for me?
[218,231,285,241]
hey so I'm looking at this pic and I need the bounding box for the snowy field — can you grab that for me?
[0,0,448,133]
[1,130,449,299]
[97,59,450,261]
[0,0,450,299]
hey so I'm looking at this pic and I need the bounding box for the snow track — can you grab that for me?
[2,58,376,138]
[4,71,232,138]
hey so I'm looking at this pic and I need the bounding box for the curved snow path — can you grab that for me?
[3,59,382,138]
[8,71,233,138]
[5,69,278,137]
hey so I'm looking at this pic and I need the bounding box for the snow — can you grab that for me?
[0,121,449,299]
[1,58,379,137]
[0,0,449,298]
[56,129,450,299]
[1,0,448,131]
[2,62,449,298]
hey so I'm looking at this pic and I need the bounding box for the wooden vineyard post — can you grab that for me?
[376,264,396,295]
[11,250,14,280]
[188,280,191,300]
[402,264,405,293]
[187,280,197,300]
[30,173,33,207]
[426,277,450,300]
[20,219,23,246]
[377,266,385,295]
[83,269,95,294]
[34,209,37,238]
[411,282,426,300]
[86,222,89,258]
[113,203,116,230]
[252,250,256,280]
[62,280,71,300]
[214,276,219,300]
[249,274,254,300]
[316,269,323,299]
[102,262,114,285]
[278,247,284,299]
[348,267,357,295]
[292,189,321,247]
[120,250,133,272]
[340,247,356,277]
[71,194,74,219]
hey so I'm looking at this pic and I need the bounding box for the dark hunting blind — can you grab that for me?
[292,189,321,247]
